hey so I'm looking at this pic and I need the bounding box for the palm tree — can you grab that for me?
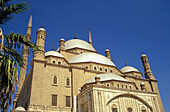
[0,0,39,111]
[0,28,39,111]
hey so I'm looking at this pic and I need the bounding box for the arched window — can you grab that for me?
[110,70,113,73]
[100,68,102,71]
[94,66,97,70]
[105,69,108,72]
[53,76,58,85]
[129,85,132,89]
[85,66,88,69]
[53,60,55,64]
[141,106,146,112]
[106,83,110,87]
[66,77,71,87]
[53,76,57,84]
[127,107,133,112]
[112,104,117,112]
[58,61,61,65]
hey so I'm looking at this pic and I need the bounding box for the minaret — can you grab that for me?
[59,38,65,51]
[34,26,46,59]
[14,14,32,108]
[105,49,112,60]
[18,14,32,92]
[89,29,93,46]
[141,53,155,80]
[141,53,164,111]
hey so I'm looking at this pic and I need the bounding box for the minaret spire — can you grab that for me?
[89,28,93,45]
[27,13,32,28]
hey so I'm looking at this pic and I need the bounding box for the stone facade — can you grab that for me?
[12,15,164,112]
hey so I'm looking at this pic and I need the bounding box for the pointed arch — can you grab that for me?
[106,93,153,112]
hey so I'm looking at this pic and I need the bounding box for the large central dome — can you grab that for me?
[65,39,96,51]
[69,53,116,66]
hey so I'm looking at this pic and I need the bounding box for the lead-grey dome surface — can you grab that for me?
[45,51,64,58]
[69,53,116,66]
[86,73,127,83]
[121,66,139,73]
[65,39,96,51]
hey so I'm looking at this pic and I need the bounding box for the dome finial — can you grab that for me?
[125,60,127,66]
[41,25,43,28]
[52,44,54,51]
[74,34,76,39]
[89,28,93,46]
[141,51,147,57]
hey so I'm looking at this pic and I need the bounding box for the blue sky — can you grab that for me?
[2,0,170,111]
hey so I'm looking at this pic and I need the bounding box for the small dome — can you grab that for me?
[140,82,145,86]
[105,49,110,52]
[121,66,139,73]
[141,53,147,57]
[69,53,116,66]
[64,39,96,51]
[38,27,46,31]
[15,106,26,111]
[45,51,64,58]
[86,73,127,83]
[60,38,65,41]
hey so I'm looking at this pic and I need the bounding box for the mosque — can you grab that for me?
[12,14,164,112]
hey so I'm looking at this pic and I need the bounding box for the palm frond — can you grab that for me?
[0,0,28,24]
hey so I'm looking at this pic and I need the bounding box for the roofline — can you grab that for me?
[69,60,116,67]
[65,47,98,53]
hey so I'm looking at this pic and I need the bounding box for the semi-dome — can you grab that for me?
[45,51,64,58]
[64,39,96,51]
[86,73,127,83]
[15,106,26,111]
[69,53,116,66]
[121,66,139,73]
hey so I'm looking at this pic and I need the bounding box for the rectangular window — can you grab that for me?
[66,96,71,107]
[52,94,57,106]
[112,108,117,112]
